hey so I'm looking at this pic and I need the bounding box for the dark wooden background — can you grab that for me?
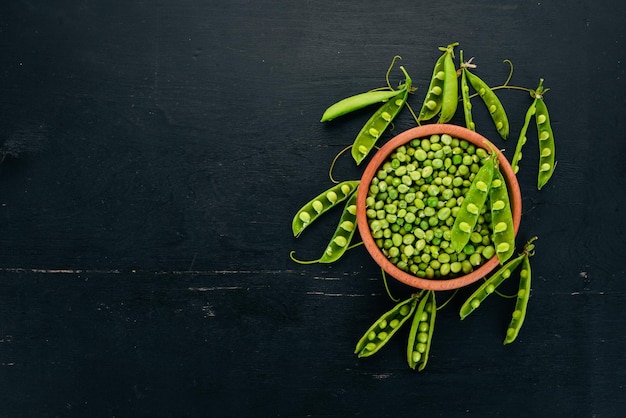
[1,1,624,416]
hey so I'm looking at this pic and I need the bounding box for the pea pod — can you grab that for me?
[511,78,556,190]
[320,88,407,122]
[504,254,532,344]
[416,51,446,122]
[450,154,495,253]
[292,180,360,237]
[351,66,412,165]
[437,45,459,124]
[459,252,526,319]
[406,291,436,371]
[464,69,509,139]
[459,52,475,131]
[510,97,536,174]
[535,98,556,189]
[417,42,458,122]
[355,295,418,357]
[489,166,515,264]
[319,190,359,263]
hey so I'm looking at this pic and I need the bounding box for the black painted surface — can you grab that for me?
[0,1,624,416]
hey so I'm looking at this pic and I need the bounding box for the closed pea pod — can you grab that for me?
[450,154,495,253]
[319,190,359,263]
[292,180,360,237]
[504,253,532,344]
[355,295,418,357]
[406,290,436,371]
[535,98,556,189]
[489,166,515,263]
[320,88,407,122]
[464,69,509,139]
[437,44,459,124]
[351,67,412,165]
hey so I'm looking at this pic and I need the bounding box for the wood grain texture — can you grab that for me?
[0,0,625,416]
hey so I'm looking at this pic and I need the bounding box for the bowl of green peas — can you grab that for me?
[356,124,522,291]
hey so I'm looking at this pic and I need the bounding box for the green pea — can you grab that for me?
[292,180,360,237]
[355,296,418,357]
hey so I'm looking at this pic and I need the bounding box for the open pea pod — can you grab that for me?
[417,42,458,122]
[437,45,459,124]
[459,252,526,320]
[355,296,418,357]
[318,189,359,263]
[450,154,495,253]
[351,67,412,165]
[511,79,556,190]
[407,290,436,371]
[464,69,509,139]
[504,254,532,344]
[291,180,360,237]
[535,98,556,190]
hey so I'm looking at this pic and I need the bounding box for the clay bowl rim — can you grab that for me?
[356,124,522,291]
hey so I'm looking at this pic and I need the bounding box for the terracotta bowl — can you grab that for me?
[356,124,522,291]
